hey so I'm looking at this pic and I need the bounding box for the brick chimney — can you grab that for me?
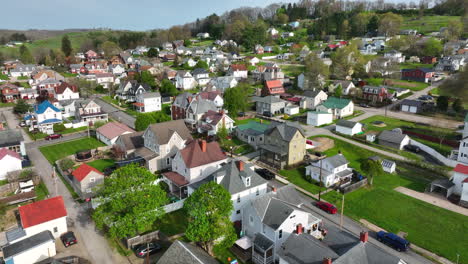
[237,161,244,171]
[272,187,277,192]
[360,231,368,243]
[200,140,207,152]
[323,257,332,264]
[187,96,192,103]
[296,224,303,235]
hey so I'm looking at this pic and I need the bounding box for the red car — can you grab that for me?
[315,201,337,214]
[45,134,62,140]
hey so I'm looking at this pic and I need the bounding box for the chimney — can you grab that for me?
[360,231,368,243]
[272,187,277,193]
[219,109,225,115]
[296,224,303,235]
[200,140,207,152]
[187,96,192,103]
[323,258,332,264]
[237,161,244,171]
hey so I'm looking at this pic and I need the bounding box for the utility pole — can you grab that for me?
[52,166,58,197]
[340,194,345,230]
[318,159,322,201]
[87,122,90,138]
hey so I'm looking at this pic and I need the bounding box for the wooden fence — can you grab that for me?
[126,230,160,249]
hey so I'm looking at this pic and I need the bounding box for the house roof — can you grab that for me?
[321,97,351,110]
[278,233,339,264]
[230,64,247,71]
[54,82,78,95]
[19,196,67,228]
[0,148,21,160]
[266,80,283,89]
[148,120,192,145]
[213,161,267,195]
[97,122,135,140]
[378,130,408,145]
[303,89,324,98]
[264,122,305,141]
[72,163,103,182]
[198,91,220,101]
[454,164,468,174]
[156,240,219,264]
[323,154,349,168]
[253,233,274,251]
[401,99,423,107]
[189,99,218,115]
[236,121,270,136]
[163,171,190,186]
[118,132,144,151]
[179,140,226,168]
[0,129,24,148]
[2,230,54,259]
[252,95,285,104]
[336,119,359,129]
[192,68,208,75]
[35,100,61,114]
[140,92,161,98]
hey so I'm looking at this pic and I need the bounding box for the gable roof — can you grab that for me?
[266,79,283,89]
[303,89,324,98]
[54,82,78,95]
[278,233,339,264]
[454,164,468,174]
[336,119,360,129]
[2,230,54,259]
[0,148,21,160]
[35,100,60,114]
[72,163,103,182]
[157,240,219,264]
[214,161,267,194]
[19,196,67,228]
[180,139,226,168]
[252,95,285,104]
[323,154,349,168]
[378,130,408,145]
[117,131,144,151]
[265,122,305,141]
[189,99,218,115]
[0,129,24,148]
[321,97,351,110]
[236,121,270,136]
[97,122,135,140]
[401,99,423,107]
[148,120,192,145]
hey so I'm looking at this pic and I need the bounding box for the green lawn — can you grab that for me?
[35,182,49,201]
[279,166,321,194]
[365,78,429,91]
[399,62,434,69]
[429,87,440,96]
[152,209,188,237]
[401,16,461,34]
[18,82,31,88]
[234,117,270,126]
[101,96,121,106]
[280,64,305,77]
[39,137,105,164]
[60,72,78,78]
[0,74,9,80]
[0,102,15,108]
[87,159,115,172]
[191,40,213,47]
[0,180,8,186]
[412,138,453,157]
[27,126,88,140]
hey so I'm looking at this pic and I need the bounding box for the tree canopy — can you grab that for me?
[101,41,121,59]
[19,45,34,64]
[378,12,403,36]
[13,99,32,114]
[160,79,178,96]
[61,35,73,57]
[360,159,383,186]
[93,164,168,239]
[223,84,249,116]
[135,111,171,131]
[304,53,329,89]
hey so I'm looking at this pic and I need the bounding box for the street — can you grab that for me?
[94,97,136,129]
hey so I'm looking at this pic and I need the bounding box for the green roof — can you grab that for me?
[237,121,270,133]
[321,97,351,109]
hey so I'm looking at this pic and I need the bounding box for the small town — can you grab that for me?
[0,0,467,263]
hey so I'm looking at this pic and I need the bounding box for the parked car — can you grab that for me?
[404,144,421,153]
[359,103,370,108]
[315,201,337,214]
[45,134,62,140]
[255,168,275,180]
[263,111,273,117]
[306,139,314,145]
[377,231,410,252]
[133,242,162,258]
[61,231,77,247]
[238,112,245,117]
[418,95,433,101]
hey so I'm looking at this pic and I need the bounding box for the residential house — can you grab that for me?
[259,122,306,169]
[185,99,218,128]
[109,64,126,76]
[235,121,270,150]
[181,57,196,66]
[336,120,363,136]
[114,131,144,158]
[450,164,468,207]
[75,99,108,124]
[54,82,79,101]
[0,83,20,103]
[328,80,355,95]
[262,80,285,96]
[0,148,22,180]
[96,122,135,146]
[400,29,417,35]
[264,46,274,53]
[297,72,325,90]
[134,92,161,113]
[306,154,353,187]
[19,88,38,100]
[207,76,238,93]
[255,44,265,54]
[435,56,465,72]
[85,50,99,60]
[228,64,248,79]
[70,64,85,74]
[267,27,279,36]
[142,120,193,172]
[401,68,435,83]
[316,97,354,119]
[0,129,26,156]
[400,99,424,113]
[197,91,223,109]
[253,96,287,115]
[300,89,328,110]
[263,63,284,81]
[191,68,210,86]
[306,111,333,126]
[85,61,108,74]
[35,79,62,94]
[95,73,115,88]
[197,110,234,136]
[378,130,410,150]
[163,139,227,198]
[171,92,195,120]
[32,100,63,134]
[10,64,36,77]
[32,70,64,84]
[157,240,219,264]
[175,71,197,90]
[196,32,210,39]
[384,50,405,63]
[284,105,299,115]
[421,56,437,64]
[362,85,391,103]
[246,56,260,66]
[242,185,322,264]
[116,80,151,102]
[2,231,56,264]
[71,164,105,198]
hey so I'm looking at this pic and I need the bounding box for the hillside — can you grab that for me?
[401,15,461,34]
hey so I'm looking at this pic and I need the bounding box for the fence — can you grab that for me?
[163,199,185,213]
[0,191,36,205]
[339,178,368,194]
[0,183,17,197]
[403,130,459,148]
[410,139,457,167]
[126,230,160,249]
[64,121,88,129]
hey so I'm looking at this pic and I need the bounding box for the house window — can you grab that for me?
[279,230,283,239]
[246,177,251,187]
[237,195,241,203]
[256,188,259,196]
[167,158,170,165]
[53,227,58,233]
[90,178,95,182]
[249,215,254,224]
[236,210,241,215]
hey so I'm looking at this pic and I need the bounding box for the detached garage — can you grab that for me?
[400,99,423,114]
[336,120,363,136]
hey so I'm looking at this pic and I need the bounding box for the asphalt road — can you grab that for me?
[94,97,136,129]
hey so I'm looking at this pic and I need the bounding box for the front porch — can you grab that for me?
[133,102,145,113]
[258,144,287,170]
[80,112,109,123]
[162,171,189,199]
[251,233,274,264]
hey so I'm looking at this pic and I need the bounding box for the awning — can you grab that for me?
[235,236,252,250]
[163,171,189,187]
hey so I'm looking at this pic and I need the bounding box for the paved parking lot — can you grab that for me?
[54,227,91,261]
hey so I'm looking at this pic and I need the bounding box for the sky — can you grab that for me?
[2,0,291,31]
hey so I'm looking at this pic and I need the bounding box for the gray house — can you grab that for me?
[235,121,271,149]
[253,96,286,115]
[378,130,410,150]
[157,240,218,264]
[70,163,105,199]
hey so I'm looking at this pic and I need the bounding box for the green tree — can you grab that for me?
[147,47,159,58]
[93,164,168,239]
[360,159,383,186]
[183,181,236,256]
[276,13,289,24]
[101,41,121,59]
[135,113,155,131]
[331,41,364,79]
[439,67,468,100]
[367,15,379,33]
[436,96,449,111]
[444,20,463,40]
[351,13,370,37]
[378,13,403,37]
[160,79,178,96]
[59,158,75,171]
[13,99,32,114]
[304,53,329,89]
[217,123,229,146]
[334,84,343,97]
[93,120,107,129]
[224,85,248,116]
[135,71,156,88]
[184,39,192,47]
[19,45,34,64]
[61,35,73,57]
[452,98,464,113]
[194,60,209,70]
[53,123,66,132]
[423,38,443,57]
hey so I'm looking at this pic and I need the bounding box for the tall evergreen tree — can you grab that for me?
[61,35,72,57]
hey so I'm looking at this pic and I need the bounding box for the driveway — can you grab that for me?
[94,98,136,129]
[0,109,32,143]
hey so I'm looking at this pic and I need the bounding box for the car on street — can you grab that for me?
[45,134,62,140]
[359,103,370,108]
[404,144,421,153]
[19,121,27,127]
[377,231,410,252]
[418,95,433,101]
[315,201,337,214]
[255,168,275,180]
[133,242,162,258]
[61,231,77,247]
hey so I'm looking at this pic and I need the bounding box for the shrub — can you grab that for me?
[53,123,66,132]
[59,158,75,171]
[158,181,170,193]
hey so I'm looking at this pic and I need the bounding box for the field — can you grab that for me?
[365,78,429,91]
[39,137,105,164]
[307,135,468,263]
[401,16,461,34]
[280,64,305,77]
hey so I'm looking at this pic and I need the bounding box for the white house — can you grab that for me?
[335,120,363,136]
[316,97,354,119]
[17,196,68,241]
[95,73,115,88]
[300,90,328,110]
[228,64,248,79]
[328,80,356,95]
[109,64,126,76]
[384,50,405,63]
[284,105,299,115]
[0,148,22,180]
[306,111,333,126]
[54,82,79,101]
[192,68,211,87]
[197,110,235,136]
[267,27,279,36]
[33,100,63,134]
[175,71,197,90]
[2,230,56,264]
[378,130,411,150]
[306,154,353,187]
[134,92,162,113]
[96,122,135,146]
[197,91,224,109]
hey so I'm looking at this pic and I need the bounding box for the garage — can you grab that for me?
[400,99,423,114]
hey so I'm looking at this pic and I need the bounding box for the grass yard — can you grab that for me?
[412,138,453,157]
[0,102,15,108]
[101,96,121,106]
[35,181,50,201]
[152,209,188,237]
[0,74,9,80]
[280,64,305,77]
[27,126,88,140]
[87,159,115,172]
[401,16,461,34]
[429,87,440,96]
[190,40,213,46]
[399,62,434,69]
[60,72,78,78]
[39,137,105,164]
[365,78,429,91]
[214,244,245,264]
[279,166,321,194]
[234,117,270,126]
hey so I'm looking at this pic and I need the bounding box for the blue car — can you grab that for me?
[377,231,410,252]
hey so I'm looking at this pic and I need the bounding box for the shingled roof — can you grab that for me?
[147,120,192,145]
[179,139,226,168]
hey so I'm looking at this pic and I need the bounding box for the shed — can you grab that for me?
[285,105,300,115]
[335,120,363,136]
